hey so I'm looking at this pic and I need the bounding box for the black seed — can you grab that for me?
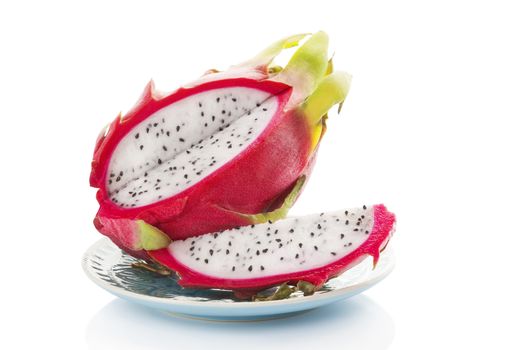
[299,243,303,248]
[260,266,265,271]
[226,249,230,255]
[276,239,282,242]
[221,110,225,114]
[262,249,268,253]
[365,230,369,234]
[314,246,318,251]
[190,246,195,251]
[232,98,237,102]
[116,176,121,182]
[345,220,349,225]
[317,224,322,230]
[214,233,218,238]
[256,241,261,245]
[166,131,170,136]
[279,243,283,248]
[135,133,139,139]
[179,138,185,142]
[140,145,144,150]
[331,252,336,256]
[209,249,214,256]
[248,265,253,272]
[340,234,345,239]
[201,111,204,117]
[280,257,284,260]
[263,108,267,111]
[354,228,359,232]
[228,241,232,246]
[184,174,188,179]
[289,229,294,233]
[256,250,260,256]
[146,128,149,133]
[295,253,299,259]
[157,158,162,165]
[204,259,209,264]
[232,266,235,271]
[153,123,158,127]
[216,97,220,103]
[345,210,349,215]
[363,205,367,210]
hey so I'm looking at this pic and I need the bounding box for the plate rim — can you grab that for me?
[82,237,395,309]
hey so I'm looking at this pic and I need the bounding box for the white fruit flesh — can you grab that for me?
[106,87,279,208]
[169,207,374,279]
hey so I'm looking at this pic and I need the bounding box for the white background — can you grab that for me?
[1,0,524,349]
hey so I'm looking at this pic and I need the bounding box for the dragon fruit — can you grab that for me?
[90,32,351,257]
[146,204,396,292]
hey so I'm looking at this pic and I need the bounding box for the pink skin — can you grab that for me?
[148,205,396,292]
[91,78,318,255]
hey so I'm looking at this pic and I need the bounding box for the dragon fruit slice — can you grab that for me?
[147,204,395,292]
[90,32,351,257]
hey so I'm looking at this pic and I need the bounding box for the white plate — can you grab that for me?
[82,238,394,321]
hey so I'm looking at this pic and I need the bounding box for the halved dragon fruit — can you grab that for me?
[90,32,351,257]
[147,204,395,292]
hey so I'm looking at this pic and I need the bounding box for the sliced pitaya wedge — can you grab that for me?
[147,204,395,291]
[90,32,351,257]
